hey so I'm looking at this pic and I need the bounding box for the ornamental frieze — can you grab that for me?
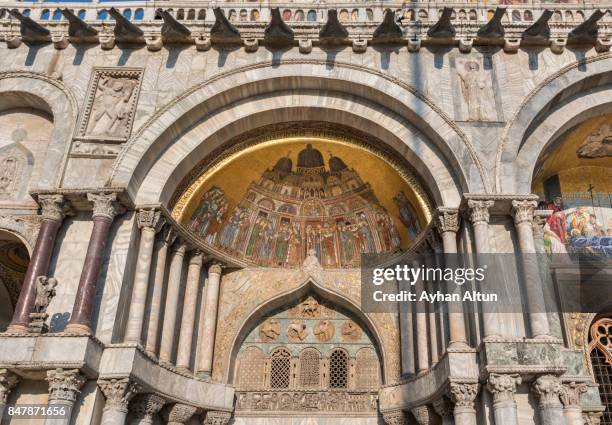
[236,390,377,413]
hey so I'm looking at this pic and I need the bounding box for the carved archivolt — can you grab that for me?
[0,215,40,253]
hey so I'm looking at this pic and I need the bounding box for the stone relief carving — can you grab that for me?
[0,214,40,252]
[236,390,377,413]
[0,132,32,200]
[287,321,308,342]
[29,276,57,333]
[78,68,142,141]
[313,320,335,342]
[98,378,141,411]
[45,368,86,402]
[259,319,280,342]
[70,140,122,158]
[341,320,362,342]
[454,55,500,122]
[577,124,612,158]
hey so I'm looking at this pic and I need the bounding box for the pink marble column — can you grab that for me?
[8,195,69,333]
[65,193,123,335]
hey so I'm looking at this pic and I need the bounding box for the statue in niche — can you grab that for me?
[341,320,362,342]
[87,75,138,137]
[577,123,612,158]
[29,276,58,334]
[259,319,280,342]
[287,321,308,342]
[313,320,335,342]
[456,58,497,121]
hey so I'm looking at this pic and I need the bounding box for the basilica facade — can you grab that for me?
[0,1,611,424]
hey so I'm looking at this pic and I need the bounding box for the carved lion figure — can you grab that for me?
[313,320,335,342]
[287,321,308,342]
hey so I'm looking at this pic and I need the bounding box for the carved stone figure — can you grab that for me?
[456,57,497,121]
[259,319,280,342]
[287,321,308,342]
[300,296,320,318]
[313,320,335,342]
[577,124,612,158]
[28,276,58,333]
[87,75,137,137]
[341,320,362,342]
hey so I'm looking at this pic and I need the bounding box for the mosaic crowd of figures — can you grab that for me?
[188,144,420,267]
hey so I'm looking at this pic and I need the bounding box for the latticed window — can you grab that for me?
[590,318,612,425]
[329,349,348,389]
[270,348,291,389]
[236,347,265,390]
[355,347,380,390]
[299,348,320,388]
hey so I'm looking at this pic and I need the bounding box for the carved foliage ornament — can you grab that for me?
[512,200,538,225]
[88,192,124,221]
[449,382,480,408]
[39,194,70,222]
[467,199,494,224]
[486,374,521,403]
[46,368,86,403]
[203,410,232,425]
[162,403,197,424]
[98,378,141,412]
[137,208,164,232]
[437,209,460,234]
[129,393,166,420]
[381,409,408,425]
[0,369,19,403]
[532,375,563,406]
[560,382,588,408]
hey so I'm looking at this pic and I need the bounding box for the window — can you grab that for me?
[366,9,373,21]
[294,10,304,22]
[52,9,62,21]
[134,8,144,20]
[307,10,317,22]
[123,9,132,20]
[299,348,320,388]
[236,347,265,390]
[512,10,521,22]
[198,9,206,20]
[524,10,533,21]
[282,9,291,21]
[250,10,259,21]
[22,9,31,17]
[329,349,348,389]
[97,9,108,21]
[176,9,184,20]
[270,348,291,389]
[41,9,50,20]
[78,9,86,20]
[356,348,380,390]
[590,318,612,425]
[339,9,349,22]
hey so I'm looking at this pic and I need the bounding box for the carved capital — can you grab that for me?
[208,262,223,276]
[449,382,480,408]
[202,410,232,425]
[172,240,187,255]
[560,382,588,408]
[161,403,197,424]
[487,373,521,403]
[532,375,563,406]
[39,194,70,222]
[467,199,494,224]
[0,369,19,403]
[45,368,86,403]
[189,249,204,266]
[411,405,435,425]
[432,396,453,418]
[512,200,538,225]
[584,411,603,425]
[98,378,141,413]
[88,192,124,221]
[158,225,177,246]
[436,209,460,234]
[137,209,164,232]
[129,393,166,421]
[381,409,407,425]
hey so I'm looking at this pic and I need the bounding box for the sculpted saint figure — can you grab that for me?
[33,276,58,314]
[88,75,137,137]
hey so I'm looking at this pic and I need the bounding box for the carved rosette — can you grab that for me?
[512,200,538,225]
[436,209,460,234]
[129,393,166,421]
[202,410,232,425]
[161,403,197,425]
[88,192,123,221]
[532,375,563,407]
[45,368,86,403]
[137,208,164,232]
[381,409,407,425]
[39,194,70,222]
[97,378,141,413]
[487,374,521,404]
[0,369,19,403]
[467,199,494,224]
[449,382,480,409]
[560,382,588,408]
[432,396,453,418]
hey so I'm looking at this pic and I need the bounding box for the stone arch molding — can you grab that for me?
[496,53,612,193]
[109,60,490,207]
[0,215,40,255]
[0,71,78,189]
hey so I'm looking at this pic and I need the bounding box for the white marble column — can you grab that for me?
[415,276,429,375]
[467,199,501,339]
[161,403,197,425]
[202,410,232,425]
[381,409,408,425]
[176,250,204,372]
[98,378,141,425]
[159,241,187,365]
[128,393,165,425]
[196,263,223,379]
[512,200,551,339]
[399,293,415,378]
[433,397,454,425]
[449,382,479,425]
[486,373,522,425]
[44,369,86,425]
[125,209,164,343]
[561,382,588,425]
[437,208,469,349]
[0,369,19,419]
[532,375,566,425]
[144,226,175,356]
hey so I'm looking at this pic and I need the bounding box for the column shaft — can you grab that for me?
[196,264,222,377]
[487,373,521,425]
[448,383,479,425]
[415,278,429,374]
[399,295,415,377]
[159,242,187,364]
[533,375,565,425]
[176,251,203,371]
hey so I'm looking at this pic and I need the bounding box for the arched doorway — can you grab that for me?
[0,231,30,331]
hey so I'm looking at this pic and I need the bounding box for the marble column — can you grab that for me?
[161,403,197,425]
[144,226,175,356]
[512,200,551,339]
[467,199,500,340]
[415,277,429,375]
[0,369,19,419]
[381,409,408,425]
[202,410,232,425]
[486,373,522,425]
[125,209,164,343]
[449,382,480,425]
[411,405,435,425]
[159,241,187,365]
[8,194,69,333]
[176,250,204,371]
[66,193,123,335]
[196,263,223,378]
[437,208,469,349]
[129,393,165,425]
[560,382,588,425]
[532,375,565,425]
[433,397,454,425]
[98,378,141,425]
[399,292,415,378]
[44,368,86,425]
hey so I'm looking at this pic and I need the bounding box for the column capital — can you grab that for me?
[512,200,538,225]
[172,240,188,255]
[137,208,165,232]
[88,192,124,221]
[436,208,460,234]
[189,249,204,265]
[532,374,563,407]
[39,194,71,221]
[411,405,434,425]
[560,381,588,408]
[467,199,494,224]
[202,410,232,425]
[208,262,223,276]
[432,396,453,418]
[45,368,86,403]
[98,378,141,413]
[129,393,166,421]
[487,373,521,403]
[162,403,198,425]
[381,409,407,425]
[158,225,177,246]
[448,382,480,408]
[0,369,20,403]
[584,411,603,425]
